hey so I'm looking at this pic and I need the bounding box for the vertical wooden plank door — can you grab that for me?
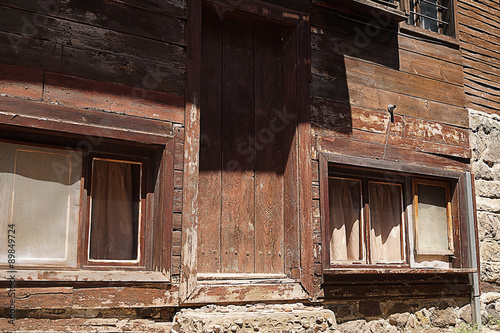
[199,10,293,275]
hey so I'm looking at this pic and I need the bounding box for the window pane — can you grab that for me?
[416,183,450,253]
[0,142,81,266]
[420,0,439,32]
[89,159,141,261]
[329,177,363,262]
[369,182,404,262]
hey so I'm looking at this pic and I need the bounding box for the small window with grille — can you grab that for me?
[408,0,454,36]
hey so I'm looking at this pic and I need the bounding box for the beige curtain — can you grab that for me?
[89,160,138,260]
[329,178,362,262]
[369,182,403,262]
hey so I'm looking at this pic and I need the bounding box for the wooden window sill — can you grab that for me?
[399,23,459,48]
[313,0,407,23]
[324,268,477,275]
[0,269,170,283]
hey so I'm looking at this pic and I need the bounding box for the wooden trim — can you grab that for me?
[399,23,460,47]
[319,153,329,276]
[182,0,312,303]
[183,281,308,305]
[0,97,174,145]
[324,268,477,275]
[413,178,454,256]
[0,269,170,282]
[313,0,408,23]
[296,17,315,297]
[180,0,202,302]
[320,151,464,179]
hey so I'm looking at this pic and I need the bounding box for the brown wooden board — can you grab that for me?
[220,18,255,274]
[283,28,300,279]
[254,24,285,274]
[198,11,223,274]
[0,1,186,42]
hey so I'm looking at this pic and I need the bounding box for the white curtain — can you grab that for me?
[329,178,362,262]
[369,182,403,262]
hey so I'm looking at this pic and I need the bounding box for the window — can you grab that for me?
[408,0,454,36]
[413,179,453,255]
[319,156,467,271]
[328,173,406,266]
[0,133,171,275]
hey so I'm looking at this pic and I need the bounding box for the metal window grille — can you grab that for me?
[409,0,453,36]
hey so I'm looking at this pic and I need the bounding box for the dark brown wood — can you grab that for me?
[283,27,300,280]
[198,10,222,274]
[43,72,184,124]
[319,153,330,272]
[296,17,315,296]
[220,18,255,274]
[0,97,174,145]
[180,0,202,301]
[254,24,285,274]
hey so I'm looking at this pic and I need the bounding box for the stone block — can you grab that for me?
[431,308,458,328]
[476,181,500,199]
[481,262,500,282]
[478,212,500,241]
[337,319,368,333]
[477,197,500,214]
[481,240,500,262]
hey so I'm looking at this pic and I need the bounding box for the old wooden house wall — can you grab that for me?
[458,0,500,289]
[458,0,500,115]
[0,0,186,308]
[0,0,475,313]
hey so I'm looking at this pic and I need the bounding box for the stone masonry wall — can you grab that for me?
[470,109,500,284]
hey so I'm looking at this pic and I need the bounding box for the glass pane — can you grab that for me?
[329,177,363,262]
[0,142,81,266]
[89,159,141,261]
[420,0,439,32]
[369,182,404,262]
[416,183,450,253]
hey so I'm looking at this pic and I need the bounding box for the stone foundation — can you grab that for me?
[470,109,500,284]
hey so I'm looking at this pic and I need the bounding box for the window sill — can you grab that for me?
[324,268,477,275]
[0,269,170,283]
[399,23,459,48]
[313,0,407,24]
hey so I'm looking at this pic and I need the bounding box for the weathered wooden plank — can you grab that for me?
[221,19,255,273]
[0,5,185,63]
[0,62,43,100]
[173,189,183,213]
[403,117,469,147]
[399,49,464,86]
[310,25,399,69]
[0,287,73,309]
[174,170,183,189]
[254,24,285,274]
[0,31,185,95]
[347,82,468,128]
[0,1,186,42]
[399,34,463,65]
[173,213,182,230]
[344,57,465,107]
[283,28,300,279]
[0,96,174,143]
[198,11,222,274]
[44,72,184,123]
[174,140,184,171]
[324,282,470,299]
[296,18,315,296]
[318,136,468,171]
[186,282,308,304]
[73,287,177,308]
[117,0,186,18]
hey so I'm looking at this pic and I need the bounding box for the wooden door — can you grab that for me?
[198,10,296,275]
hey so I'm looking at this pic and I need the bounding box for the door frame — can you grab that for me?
[181,0,312,304]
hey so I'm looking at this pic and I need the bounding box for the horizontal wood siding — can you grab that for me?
[306,5,469,171]
[458,0,500,115]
